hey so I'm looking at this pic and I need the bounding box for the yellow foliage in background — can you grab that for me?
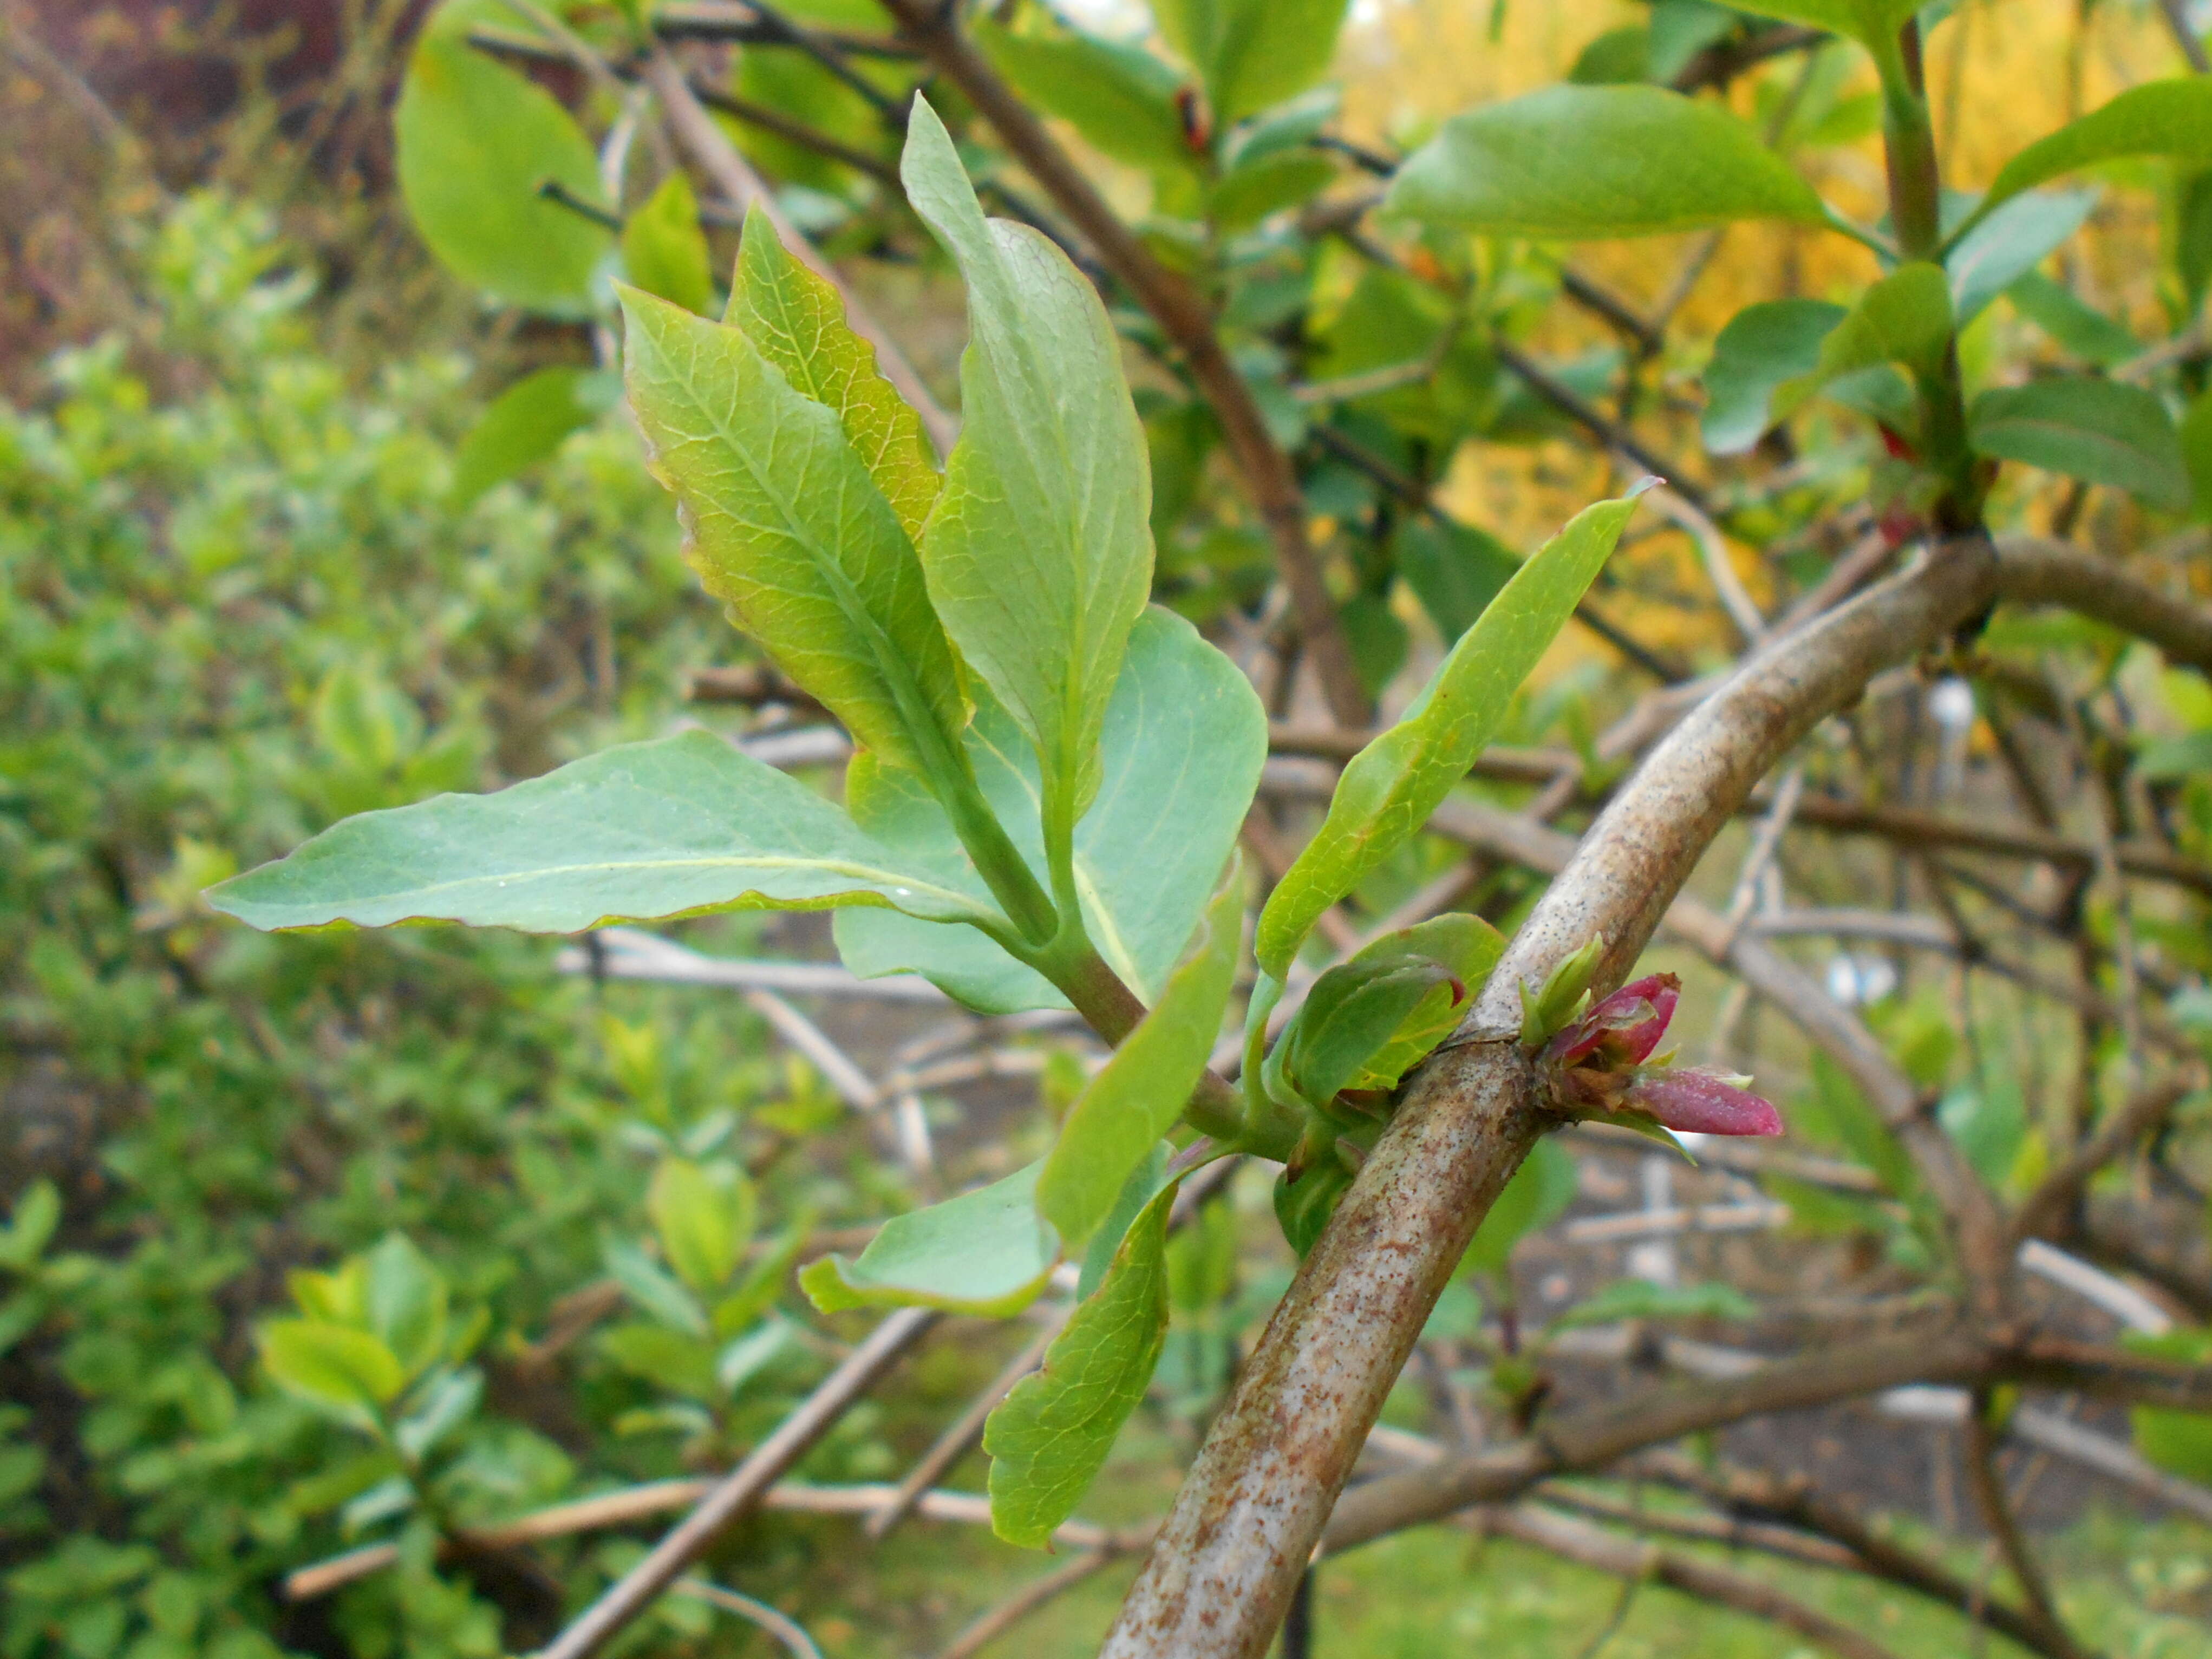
[1327,0,2195,672]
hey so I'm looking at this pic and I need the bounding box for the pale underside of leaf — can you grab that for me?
[206,731,989,933]
[835,607,1264,1013]
[800,1160,1060,1317]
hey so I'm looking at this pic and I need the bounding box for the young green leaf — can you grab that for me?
[1385,86,1828,239]
[836,609,1265,1013]
[901,99,1153,841]
[649,1159,754,1296]
[362,1235,448,1380]
[619,285,969,785]
[259,1320,407,1414]
[206,731,1000,934]
[984,1180,1174,1547]
[1255,492,1645,977]
[1265,957,1452,1111]
[1968,377,2191,511]
[1771,260,1952,424]
[1153,0,1352,128]
[621,169,716,317]
[1701,299,1846,455]
[394,12,611,315]
[1960,79,2212,241]
[973,16,1200,181]
[1333,913,1505,1092]
[1459,1137,1577,1276]
[801,1161,1059,1317]
[725,207,940,540]
[450,365,618,507]
[1037,857,1243,1247]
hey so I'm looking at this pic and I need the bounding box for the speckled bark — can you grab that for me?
[1101,539,2000,1659]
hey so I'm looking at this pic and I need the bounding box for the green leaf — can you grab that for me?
[724,207,940,541]
[836,608,1264,1012]
[1460,1136,1577,1276]
[451,366,617,507]
[1722,0,1920,48]
[1153,0,1351,127]
[621,169,716,316]
[2005,270,2140,367]
[1077,1144,1169,1301]
[1964,79,2212,238]
[604,1239,708,1337]
[1772,260,1952,426]
[207,731,997,934]
[1547,1277,1756,1333]
[1256,491,1643,977]
[2123,1328,2212,1484]
[395,11,611,315]
[1701,299,1845,455]
[973,16,1198,180]
[1335,913,1504,1091]
[1385,85,1828,239]
[598,1322,718,1399]
[2137,730,2212,781]
[1208,153,1336,235]
[1945,188,2097,325]
[1395,518,1521,643]
[801,1161,1059,1316]
[984,1181,1173,1547]
[393,1368,483,1461]
[1037,858,1243,1247]
[649,1159,755,1295]
[1969,377,2190,511]
[619,284,969,783]
[1266,957,1453,1111]
[0,1180,60,1272]
[2184,388,2212,521]
[258,1320,407,1412]
[362,1235,448,1380]
[902,98,1153,839]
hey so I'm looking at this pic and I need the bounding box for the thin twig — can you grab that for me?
[935,1549,1117,1659]
[536,1307,937,1659]
[674,1579,825,1658]
[1962,1392,2088,1659]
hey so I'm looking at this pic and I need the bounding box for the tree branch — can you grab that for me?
[1478,1503,1909,1659]
[873,0,1373,727]
[1962,1392,2088,1659]
[1100,540,2002,1657]
[1995,535,2212,677]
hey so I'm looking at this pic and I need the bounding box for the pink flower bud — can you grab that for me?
[1623,1068,1783,1138]
[1548,973,1680,1068]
